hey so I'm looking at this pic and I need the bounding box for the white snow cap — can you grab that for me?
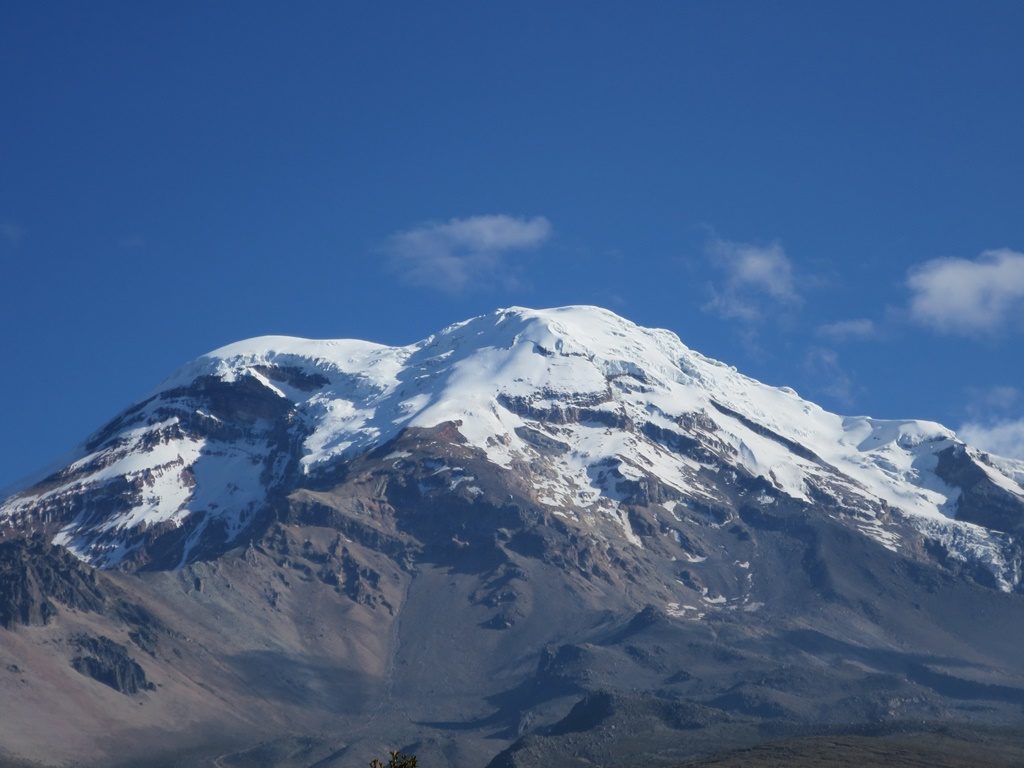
[118,305,1024,516]
[3,305,1023,578]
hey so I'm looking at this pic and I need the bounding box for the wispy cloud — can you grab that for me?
[965,385,1020,421]
[703,237,800,321]
[907,248,1024,335]
[0,220,24,247]
[118,235,146,249]
[816,318,876,341]
[959,419,1024,460]
[957,385,1024,458]
[384,214,551,293]
[958,385,1024,459]
[803,346,855,406]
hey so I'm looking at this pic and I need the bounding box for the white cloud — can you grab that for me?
[959,419,1024,460]
[907,248,1024,335]
[118,235,146,249]
[703,238,799,321]
[816,318,876,341]
[384,214,551,293]
[0,220,24,247]
[959,385,1024,459]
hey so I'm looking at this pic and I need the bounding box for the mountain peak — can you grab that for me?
[447,304,692,360]
[2,307,1023,582]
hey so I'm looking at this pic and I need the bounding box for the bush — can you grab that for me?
[369,750,417,768]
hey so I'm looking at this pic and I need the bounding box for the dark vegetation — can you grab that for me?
[369,752,417,768]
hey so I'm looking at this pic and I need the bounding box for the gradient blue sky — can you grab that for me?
[3,1,1024,490]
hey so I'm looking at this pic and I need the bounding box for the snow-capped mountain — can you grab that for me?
[4,306,1024,768]
[3,306,1023,586]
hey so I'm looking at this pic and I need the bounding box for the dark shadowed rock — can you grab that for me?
[0,537,105,628]
[70,634,154,695]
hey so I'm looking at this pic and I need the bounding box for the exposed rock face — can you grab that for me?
[0,537,105,629]
[0,307,1022,767]
[69,634,154,695]
[0,373,306,570]
[936,444,1024,534]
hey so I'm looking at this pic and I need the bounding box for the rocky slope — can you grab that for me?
[1,306,1023,767]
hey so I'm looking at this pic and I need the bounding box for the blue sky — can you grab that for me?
[3,1,1024,490]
